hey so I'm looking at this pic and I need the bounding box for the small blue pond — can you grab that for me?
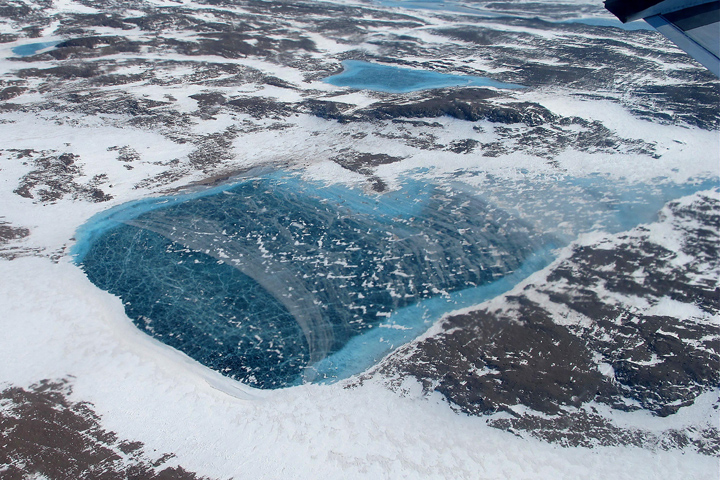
[73,171,717,389]
[324,60,524,93]
[12,41,59,57]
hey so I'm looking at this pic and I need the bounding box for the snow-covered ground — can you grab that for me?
[0,257,717,479]
[0,0,718,477]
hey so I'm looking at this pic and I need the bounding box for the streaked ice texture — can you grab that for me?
[76,173,549,387]
[74,172,716,388]
[324,60,525,93]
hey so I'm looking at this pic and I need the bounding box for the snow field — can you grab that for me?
[0,256,717,479]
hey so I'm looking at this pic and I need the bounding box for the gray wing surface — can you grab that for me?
[605,0,720,77]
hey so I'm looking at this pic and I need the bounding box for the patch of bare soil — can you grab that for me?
[0,379,210,480]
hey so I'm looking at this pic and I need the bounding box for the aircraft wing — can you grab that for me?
[605,0,720,77]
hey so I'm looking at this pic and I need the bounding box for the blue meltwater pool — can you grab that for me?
[323,60,525,93]
[72,170,717,388]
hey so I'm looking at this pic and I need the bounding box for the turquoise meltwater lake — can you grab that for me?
[323,60,525,93]
[72,171,717,388]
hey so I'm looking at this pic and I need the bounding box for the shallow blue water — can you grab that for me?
[74,172,717,388]
[324,60,524,93]
[309,244,557,382]
[12,41,58,56]
[468,175,719,242]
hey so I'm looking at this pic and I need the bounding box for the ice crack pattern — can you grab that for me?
[76,173,548,388]
[75,171,716,388]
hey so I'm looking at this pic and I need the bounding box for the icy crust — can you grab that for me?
[69,168,717,391]
[369,189,720,453]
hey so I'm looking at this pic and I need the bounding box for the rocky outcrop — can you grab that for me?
[0,379,209,480]
[369,191,720,451]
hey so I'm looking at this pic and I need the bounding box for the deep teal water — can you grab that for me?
[75,172,548,388]
[73,172,718,388]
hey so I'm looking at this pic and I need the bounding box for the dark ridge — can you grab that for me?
[13,151,112,204]
[372,193,720,423]
[0,379,211,480]
[228,96,295,118]
[55,36,128,49]
[70,13,133,30]
[190,92,228,106]
[301,99,353,119]
[0,33,19,43]
[331,151,404,175]
[0,86,26,101]
[358,96,553,125]
[0,221,30,244]
[0,4,32,19]
[17,65,101,79]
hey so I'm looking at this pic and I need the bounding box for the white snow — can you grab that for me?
[0,256,717,479]
[50,0,100,13]
[0,0,718,476]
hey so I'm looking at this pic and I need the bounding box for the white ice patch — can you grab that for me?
[51,0,100,14]
[597,362,616,380]
[646,296,712,321]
